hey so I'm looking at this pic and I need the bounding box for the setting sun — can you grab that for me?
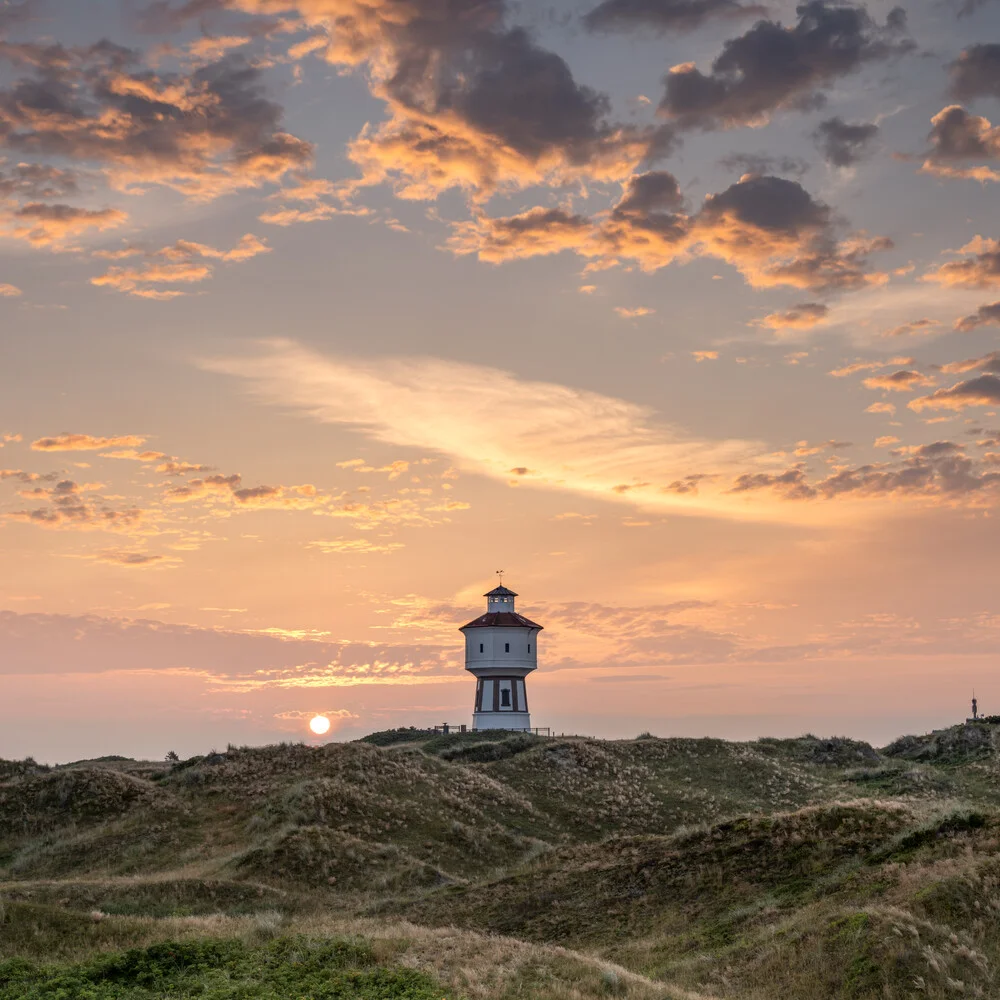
[309,715,331,736]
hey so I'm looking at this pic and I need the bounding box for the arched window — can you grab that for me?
[505,642,510,652]
[479,643,484,653]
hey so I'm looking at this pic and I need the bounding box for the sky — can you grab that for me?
[3,0,1000,761]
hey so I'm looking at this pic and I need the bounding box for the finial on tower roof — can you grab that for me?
[497,569,504,587]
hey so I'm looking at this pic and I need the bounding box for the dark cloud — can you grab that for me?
[0,1,35,35]
[4,202,126,247]
[659,1,911,130]
[955,301,1000,332]
[729,466,815,498]
[5,478,145,531]
[909,374,1000,413]
[730,442,1000,499]
[0,45,311,198]
[950,44,1000,102]
[131,0,230,33]
[0,161,78,199]
[583,0,767,34]
[693,173,891,291]
[812,116,878,166]
[452,172,890,290]
[921,105,1000,182]
[718,150,810,175]
[265,0,669,199]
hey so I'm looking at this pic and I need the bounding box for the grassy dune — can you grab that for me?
[1,725,999,997]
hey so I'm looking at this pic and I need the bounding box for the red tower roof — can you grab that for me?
[460,611,543,630]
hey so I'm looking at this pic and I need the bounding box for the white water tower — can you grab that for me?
[460,583,542,731]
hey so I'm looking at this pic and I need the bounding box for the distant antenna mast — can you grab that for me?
[972,691,979,721]
[496,569,505,587]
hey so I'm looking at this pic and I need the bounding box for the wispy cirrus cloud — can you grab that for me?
[201,339,785,520]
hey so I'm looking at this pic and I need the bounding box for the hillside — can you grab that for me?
[2,724,1000,998]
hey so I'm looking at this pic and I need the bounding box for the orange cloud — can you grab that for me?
[31,433,147,452]
[862,370,936,392]
[449,173,890,292]
[91,234,270,298]
[910,375,1000,413]
[614,306,655,318]
[754,302,829,330]
[924,237,1000,289]
[2,203,126,248]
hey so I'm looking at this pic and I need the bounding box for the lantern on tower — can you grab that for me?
[460,580,542,731]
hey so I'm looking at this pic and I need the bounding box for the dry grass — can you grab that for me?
[4,726,1000,998]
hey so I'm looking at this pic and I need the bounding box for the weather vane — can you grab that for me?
[496,569,504,587]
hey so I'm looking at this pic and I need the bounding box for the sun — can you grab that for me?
[308,714,331,736]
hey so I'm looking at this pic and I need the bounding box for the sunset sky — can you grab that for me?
[3,0,1000,761]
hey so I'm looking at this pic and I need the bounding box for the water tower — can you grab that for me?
[460,581,542,731]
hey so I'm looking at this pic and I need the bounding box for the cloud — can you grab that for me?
[266,0,671,202]
[448,207,592,263]
[865,401,896,414]
[162,470,326,510]
[862,369,936,391]
[829,356,913,377]
[909,355,1000,412]
[200,339,798,520]
[955,301,1000,332]
[921,106,1000,183]
[881,318,937,338]
[688,174,890,291]
[582,0,767,34]
[692,350,719,361]
[0,46,311,200]
[2,203,126,248]
[754,301,828,329]
[4,479,144,532]
[949,44,1000,103]
[451,172,891,291]
[0,161,79,200]
[718,151,810,176]
[90,233,269,298]
[92,550,178,567]
[924,237,1000,289]
[307,538,404,554]
[658,1,910,131]
[31,433,146,451]
[0,609,456,684]
[0,282,21,296]
[614,306,655,318]
[812,116,878,167]
[729,441,1000,499]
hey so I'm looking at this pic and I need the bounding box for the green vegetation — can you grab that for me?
[2,722,1000,998]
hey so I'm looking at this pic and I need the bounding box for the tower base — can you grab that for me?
[473,711,531,731]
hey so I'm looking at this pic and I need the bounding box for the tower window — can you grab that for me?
[501,689,511,707]
[505,642,510,652]
[479,643,484,653]
[527,644,531,653]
